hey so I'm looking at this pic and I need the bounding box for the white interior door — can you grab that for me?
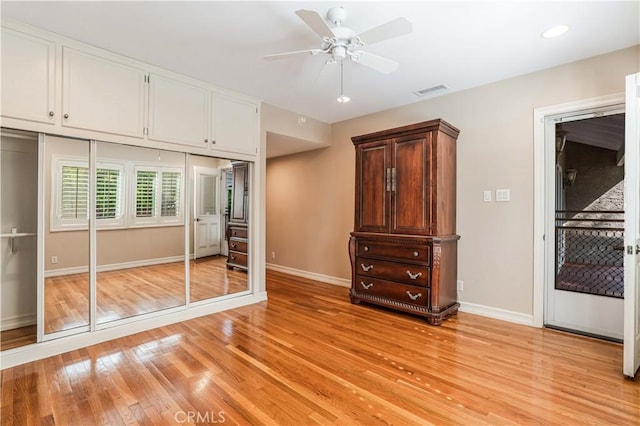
[194,167,221,259]
[623,72,640,378]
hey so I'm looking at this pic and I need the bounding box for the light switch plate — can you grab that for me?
[483,190,492,202]
[496,189,510,202]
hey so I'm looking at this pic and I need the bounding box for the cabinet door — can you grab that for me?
[230,162,249,223]
[148,73,209,147]
[355,141,391,233]
[391,135,432,234]
[1,28,56,125]
[62,47,145,137]
[211,93,257,155]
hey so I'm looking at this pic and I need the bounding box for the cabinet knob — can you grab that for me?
[204,138,208,143]
[212,140,216,144]
[363,246,369,252]
[48,111,55,117]
[413,251,419,257]
[64,113,69,119]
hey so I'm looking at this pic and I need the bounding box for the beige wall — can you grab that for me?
[266,45,640,315]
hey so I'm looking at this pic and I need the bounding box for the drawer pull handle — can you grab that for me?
[231,255,236,260]
[360,264,374,272]
[360,281,373,290]
[406,291,422,301]
[231,243,237,248]
[407,271,422,280]
[363,246,369,252]
[413,251,419,257]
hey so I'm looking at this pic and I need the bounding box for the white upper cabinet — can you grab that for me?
[62,47,145,138]
[147,73,209,148]
[1,28,56,125]
[211,93,258,155]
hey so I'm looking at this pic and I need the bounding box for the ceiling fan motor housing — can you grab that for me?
[327,6,347,26]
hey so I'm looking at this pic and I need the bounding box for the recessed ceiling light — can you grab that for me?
[542,25,569,39]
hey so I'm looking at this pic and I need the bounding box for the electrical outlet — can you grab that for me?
[271,251,276,259]
[457,280,463,291]
[51,256,58,264]
[483,190,492,202]
[496,189,510,202]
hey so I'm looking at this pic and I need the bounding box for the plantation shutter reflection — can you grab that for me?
[161,172,180,217]
[96,168,120,219]
[61,165,89,219]
[136,171,156,217]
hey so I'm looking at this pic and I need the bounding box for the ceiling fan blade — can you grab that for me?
[264,49,324,60]
[295,9,335,39]
[353,17,412,46]
[350,51,399,74]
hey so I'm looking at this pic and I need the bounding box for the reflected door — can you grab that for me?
[0,130,38,345]
[194,167,221,259]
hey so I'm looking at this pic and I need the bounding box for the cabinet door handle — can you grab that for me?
[63,113,69,119]
[407,271,422,280]
[360,281,373,290]
[391,167,397,192]
[360,264,374,272]
[406,291,422,301]
[386,168,391,192]
[49,111,55,117]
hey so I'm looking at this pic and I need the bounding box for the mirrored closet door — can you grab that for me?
[189,156,249,302]
[43,135,90,336]
[96,142,186,324]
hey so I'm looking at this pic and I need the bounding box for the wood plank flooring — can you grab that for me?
[2,270,638,425]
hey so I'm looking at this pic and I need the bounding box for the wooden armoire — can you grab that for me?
[349,119,460,325]
[226,162,249,271]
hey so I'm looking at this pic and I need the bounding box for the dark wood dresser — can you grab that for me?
[349,119,460,325]
[227,162,248,271]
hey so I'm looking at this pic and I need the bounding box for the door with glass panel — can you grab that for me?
[194,167,221,259]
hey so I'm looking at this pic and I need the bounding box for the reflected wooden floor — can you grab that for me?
[0,326,36,352]
[44,256,247,334]
[2,270,638,425]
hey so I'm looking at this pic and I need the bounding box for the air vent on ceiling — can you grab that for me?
[413,84,448,97]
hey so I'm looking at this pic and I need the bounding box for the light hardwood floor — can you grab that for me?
[1,270,638,425]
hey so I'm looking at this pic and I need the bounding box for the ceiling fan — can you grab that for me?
[264,6,413,75]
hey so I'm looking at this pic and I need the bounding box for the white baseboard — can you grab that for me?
[0,292,267,370]
[45,255,186,278]
[266,263,351,288]
[459,301,534,327]
[1,313,36,331]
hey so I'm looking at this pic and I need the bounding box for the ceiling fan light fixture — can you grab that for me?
[337,95,351,103]
[337,61,350,103]
[542,24,569,39]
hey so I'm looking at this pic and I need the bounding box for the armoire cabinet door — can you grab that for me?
[356,140,391,233]
[147,73,209,148]
[62,47,145,138]
[230,162,249,223]
[391,135,432,234]
[1,28,56,125]
[211,93,257,155]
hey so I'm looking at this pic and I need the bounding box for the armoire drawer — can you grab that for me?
[354,275,430,307]
[228,251,247,267]
[356,257,430,287]
[229,226,247,239]
[229,239,247,253]
[357,240,430,263]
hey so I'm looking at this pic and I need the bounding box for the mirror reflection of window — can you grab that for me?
[190,156,249,302]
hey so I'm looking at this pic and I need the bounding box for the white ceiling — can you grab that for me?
[2,1,638,124]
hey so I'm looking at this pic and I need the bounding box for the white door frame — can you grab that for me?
[533,93,625,328]
[623,73,640,378]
